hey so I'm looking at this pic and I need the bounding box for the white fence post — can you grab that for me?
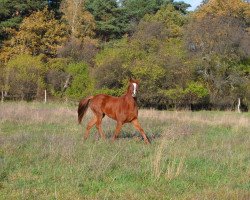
[237,98,241,113]
[1,91,3,103]
[44,90,47,103]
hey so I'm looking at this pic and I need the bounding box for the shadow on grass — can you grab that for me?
[85,129,161,144]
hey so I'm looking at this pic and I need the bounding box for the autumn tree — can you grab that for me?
[0,8,68,100]
[0,0,61,44]
[185,0,250,109]
[57,37,99,66]
[0,0,248,109]
[60,0,95,39]
[0,8,68,62]
[59,0,98,66]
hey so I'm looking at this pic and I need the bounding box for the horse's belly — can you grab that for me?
[103,110,136,123]
[124,114,137,123]
[105,113,117,120]
[102,107,117,120]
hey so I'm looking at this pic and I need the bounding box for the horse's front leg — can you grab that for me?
[132,119,150,144]
[112,121,123,142]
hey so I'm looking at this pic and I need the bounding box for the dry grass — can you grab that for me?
[140,109,250,128]
[165,156,185,181]
[1,102,248,130]
[0,102,76,124]
[152,128,186,181]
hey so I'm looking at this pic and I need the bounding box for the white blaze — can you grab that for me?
[132,83,137,97]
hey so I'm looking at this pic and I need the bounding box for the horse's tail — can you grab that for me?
[78,96,94,124]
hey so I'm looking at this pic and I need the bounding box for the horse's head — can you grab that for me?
[129,79,140,97]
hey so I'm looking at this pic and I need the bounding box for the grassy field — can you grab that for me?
[0,102,250,200]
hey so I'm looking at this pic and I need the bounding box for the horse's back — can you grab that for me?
[90,94,121,109]
[92,94,119,103]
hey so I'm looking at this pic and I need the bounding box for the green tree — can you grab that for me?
[121,0,190,22]
[65,62,94,99]
[46,59,95,99]
[121,0,163,22]
[93,5,191,108]
[172,1,191,14]
[163,82,208,109]
[45,57,70,97]
[85,0,129,40]
[143,4,187,37]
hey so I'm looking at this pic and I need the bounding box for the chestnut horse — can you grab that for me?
[78,79,150,144]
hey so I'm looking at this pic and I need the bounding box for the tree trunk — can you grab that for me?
[61,75,71,98]
[63,75,71,91]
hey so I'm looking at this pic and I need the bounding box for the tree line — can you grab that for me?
[0,0,249,110]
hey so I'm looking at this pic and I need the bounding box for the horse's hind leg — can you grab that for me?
[132,119,150,144]
[84,116,97,140]
[96,114,106,140]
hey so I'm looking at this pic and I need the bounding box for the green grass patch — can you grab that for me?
[0,102,249,199]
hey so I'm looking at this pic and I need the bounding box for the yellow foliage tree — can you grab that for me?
[186,0,250,108]
[194,0,250,21]
[60,0,96,40]
[59,0,98,64]
[0,8,68,63]
[143,5,187,38]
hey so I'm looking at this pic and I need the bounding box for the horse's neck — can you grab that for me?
[124,90,132,99]
[124,92,137,107]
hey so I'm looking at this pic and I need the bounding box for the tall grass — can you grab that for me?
[0,102,250,199]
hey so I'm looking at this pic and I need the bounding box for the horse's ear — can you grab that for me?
[129,78,140,84]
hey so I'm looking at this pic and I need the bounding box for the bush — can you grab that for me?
[6,54,45,100]
[65,62,94,99]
